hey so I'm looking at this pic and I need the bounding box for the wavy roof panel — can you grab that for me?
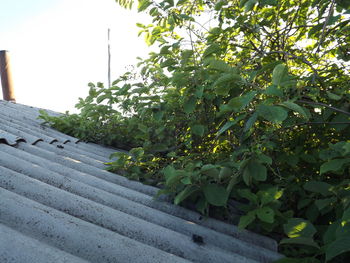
[0,100,282,263]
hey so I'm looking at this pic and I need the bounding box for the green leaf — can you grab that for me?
[283,218,317,238]
[203,184,229,206]
[130,147,144,159]
[218,167,232,180]
[195,197,208,214]
[207,59,232,72]
[325,235,350,261]
[244,0,257,12]
[163,165,179,186]
[174,186,198,205]
[194,86,204,98]
[153,111,164,121]
[191,124,205,137]
[138,0,152,12]
[342,206,350,225]
[201,164,219,178]
[217,119,239,137]
[320,158,350,174]
[257,207,275,223]
[243,112,258,132]
[215,0,227,10]
[272,64,288,86]
[180,176,191,185]
[164,0,174,7]
[343,143,350,155]
[315,197,337,211]
[160,58,177,68]
[330,114,350,131]
[218,114,247,136]
[227,97,243,111]
[239,0,249,8]
[303,181,333,196]
[243,160,267,183]
[308,23,324,38]
[242,166,252,186]
[257,105,288,123]
[327,91,342,101]
[184,96,196,114]
[260,0,277,6]
[96,94,109,103]
[203,43,221,58]
[323,220,341,244]
[213,73,241,95]
[228,91,256,112]
[258,187,283,206]
[226,173,239,193]
[237,189,258,204]
[281,101,309,120]
[297,198,312,210]
[238,211,256,229]
[265,85,284,97]
[280,237,320,249]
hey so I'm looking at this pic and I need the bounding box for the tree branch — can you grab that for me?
[264,51,321,80]
[297,99,350,117]
[295,122,350,125]
[316,0,336,53]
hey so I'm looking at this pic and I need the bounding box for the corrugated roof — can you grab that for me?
[0,100,283,263]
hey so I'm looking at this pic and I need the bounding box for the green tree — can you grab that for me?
[40,0,350,261]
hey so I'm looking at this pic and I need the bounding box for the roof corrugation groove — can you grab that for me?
[0,100,283,263]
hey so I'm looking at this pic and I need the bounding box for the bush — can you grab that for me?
[40,0,350,261]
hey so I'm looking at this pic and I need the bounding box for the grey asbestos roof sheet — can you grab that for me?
[0,100,282,263]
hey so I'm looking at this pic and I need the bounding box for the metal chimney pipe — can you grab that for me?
[0,50,16,102]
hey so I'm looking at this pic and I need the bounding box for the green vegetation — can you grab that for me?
[39,0,350,261]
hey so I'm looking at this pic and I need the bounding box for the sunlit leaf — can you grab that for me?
[138,0,152,12]
[258,187,283,206]
[283,218,317,238]
[272,64,288,86]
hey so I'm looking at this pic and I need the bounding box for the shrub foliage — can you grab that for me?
[40,0,350,261]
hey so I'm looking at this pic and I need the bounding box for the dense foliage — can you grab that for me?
[40,0,350,261]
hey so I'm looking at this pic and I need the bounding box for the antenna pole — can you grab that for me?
[108,28,111,88]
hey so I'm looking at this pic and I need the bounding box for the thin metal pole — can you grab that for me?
[0,50,16,102]
[108,28,111,88]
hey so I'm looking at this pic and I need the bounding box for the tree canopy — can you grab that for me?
[40,0,350,261]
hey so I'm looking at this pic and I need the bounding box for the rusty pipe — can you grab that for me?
[0,50,16,102]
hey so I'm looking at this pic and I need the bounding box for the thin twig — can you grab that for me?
[316,0,336,53]
[295,122,350,125]
[297,100,350,117]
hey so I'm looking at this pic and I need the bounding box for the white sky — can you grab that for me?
[0,0,151,112]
